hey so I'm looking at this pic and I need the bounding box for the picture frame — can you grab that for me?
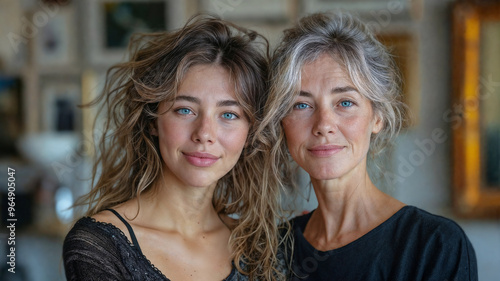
[84,0,182,66]
[197,0,291,23]
[0,76,23,157]
[196,0,293,48]
[81,70,109,159]
[35,5,77,68]
[452,1,500,218]
[0,1,27,71]
[300,0,423,23]
[377,32,419,127]
[39,76,81,133]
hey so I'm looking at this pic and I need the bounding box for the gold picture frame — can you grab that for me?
[452,1,500,218]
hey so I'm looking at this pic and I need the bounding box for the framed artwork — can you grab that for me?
[103,1,167,48]
[39,76,81,133]
[377,33,419,127]
[299,0,423,22]
[0,1,27,71]
[196,0,293,48]
[452,1,500,218]
[0,77,22,156]
[35,5,76,67]
[81,70,109,159]
[85,0,178,66]
[198,0,290,22]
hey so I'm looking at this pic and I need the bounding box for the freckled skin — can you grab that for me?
[155,64,250,189]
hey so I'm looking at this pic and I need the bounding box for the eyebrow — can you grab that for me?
[331,86,359,94]
[175,95,200,104]
[217,100,240,107]
[299,86,359,97]
[175,95,240,107]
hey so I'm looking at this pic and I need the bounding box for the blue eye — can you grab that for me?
[222,112,238,120]
[340,100,353,107]
[294,103,310,110]
[176,108,192,115]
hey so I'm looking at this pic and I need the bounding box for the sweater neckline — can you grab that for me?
[294,205,412,254]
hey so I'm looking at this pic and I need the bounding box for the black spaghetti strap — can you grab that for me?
[105,208,143,254]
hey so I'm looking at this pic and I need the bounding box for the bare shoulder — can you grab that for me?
[92,209,117,223]
[91,202,136,241]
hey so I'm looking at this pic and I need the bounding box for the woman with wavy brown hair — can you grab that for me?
[63,15,287,281]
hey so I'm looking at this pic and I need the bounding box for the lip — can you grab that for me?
[307,145,344,157]
[183,152,219,167]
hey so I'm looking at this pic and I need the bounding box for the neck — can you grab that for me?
[127,172,226,237]
[305,165,404,250]
[311,171,380,230]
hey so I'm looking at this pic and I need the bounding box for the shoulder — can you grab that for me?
[395,206,478,280]
[395,206,477,264]
[89,205,137,242]
[63,216,120,254]
[398,206,470,241]
[64,216,108,240]
[63,217,135,280]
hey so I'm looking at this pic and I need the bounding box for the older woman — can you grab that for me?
[261,13,478,280]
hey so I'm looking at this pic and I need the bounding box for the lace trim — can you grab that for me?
[82,217,239,281]
[83,216,170,281]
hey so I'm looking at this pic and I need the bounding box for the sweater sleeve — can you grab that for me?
[453,229,478,281]
[422,218,479,281]
[63,218,132,281]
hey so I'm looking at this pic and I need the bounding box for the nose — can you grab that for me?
[191,115,216,144]
[312,107,336,136]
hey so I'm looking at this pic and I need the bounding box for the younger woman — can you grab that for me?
[63,15,285,281]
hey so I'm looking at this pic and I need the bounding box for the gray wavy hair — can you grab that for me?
[262,12,407,158]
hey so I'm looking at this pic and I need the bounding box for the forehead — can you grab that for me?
[300,54,353,88]
[178,64,230,89]
[180,63,242,97]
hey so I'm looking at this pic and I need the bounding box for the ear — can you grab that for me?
[371,112,383,134]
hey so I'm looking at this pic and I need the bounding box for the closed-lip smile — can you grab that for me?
[308,145,344,157]
[183,152,219,167]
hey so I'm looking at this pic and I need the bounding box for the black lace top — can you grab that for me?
[63,216,248,281]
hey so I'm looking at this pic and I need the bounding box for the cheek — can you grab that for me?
[282,117,300,139]
[343,116,375,145]
[221,126,249,154]
[157,119,185,148]
[282,119,302,155]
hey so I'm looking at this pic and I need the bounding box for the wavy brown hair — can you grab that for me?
[77,15,288,280]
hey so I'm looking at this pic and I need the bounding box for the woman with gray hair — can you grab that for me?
[259,12,478,280]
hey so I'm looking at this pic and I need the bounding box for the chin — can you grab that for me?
[307,167,347,181]
[184,179,217,188]
[311,174,342,181]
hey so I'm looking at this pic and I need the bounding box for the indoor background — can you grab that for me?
[0,0,499,280]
